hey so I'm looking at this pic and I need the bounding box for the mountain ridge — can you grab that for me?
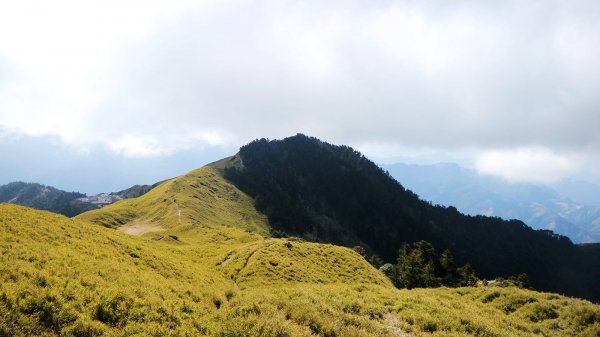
[6,135,600,301]
[3,134,600,336]
[221,134,600,300]
[0,181,89,217]
[0,180,164,218]
[382,162,600,243]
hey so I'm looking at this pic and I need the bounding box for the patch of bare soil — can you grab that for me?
[119,221,163,236]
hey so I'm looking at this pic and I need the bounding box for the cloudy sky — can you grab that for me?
[1,0,599,193]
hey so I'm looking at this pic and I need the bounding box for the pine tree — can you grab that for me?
[457,264,477,286]
[396,241,440,289]
[439,249,458,286]
[392,242,477,289]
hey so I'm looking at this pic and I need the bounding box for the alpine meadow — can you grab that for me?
[2,1,600,336]
[1,135,600,336]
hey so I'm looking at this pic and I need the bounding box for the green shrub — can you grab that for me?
[482,291,501,303]
[527,304,559,322]
[20,293,76,332]
[567,306,600,328]
[232,303,261,318]
[577,323,600,337]
[212,296,223,310]
[61,317,107,337]
[342,302,361,314]
[93,294,132,326]
[420,320,437,332]
[496,294,537,314]
[225,289,236,301]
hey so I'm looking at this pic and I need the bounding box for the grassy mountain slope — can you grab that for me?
[222,134,600,301]
[74,163,392,289]
[76,166,269,239]
[217,239,390,289]
[3,204,600,336]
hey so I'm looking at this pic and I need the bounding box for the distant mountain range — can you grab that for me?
[552,179,600,208]
[0,181,159,217]
[0,182,90,217]
[382,162,600,243]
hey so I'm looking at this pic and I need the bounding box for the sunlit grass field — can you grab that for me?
[76,166,269,237]
[1,164,599,336]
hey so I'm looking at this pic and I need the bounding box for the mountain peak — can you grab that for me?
[223,135,600,300]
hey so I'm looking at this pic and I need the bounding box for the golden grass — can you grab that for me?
[2,176,600,337]
[217,239,392,289]
[75,166,269,238]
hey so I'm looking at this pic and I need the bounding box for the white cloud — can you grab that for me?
[0,0,212,145]
[0,0,599,183]
[108,134,174,158]
[108,130,233,158]
[475,147,578,183]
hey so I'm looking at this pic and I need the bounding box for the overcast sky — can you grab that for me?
[1,0,600,193]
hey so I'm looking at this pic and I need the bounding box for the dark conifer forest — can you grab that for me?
[224,134,600,301]
[0,182,89,217]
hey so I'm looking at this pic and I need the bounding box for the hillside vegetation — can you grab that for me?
[76,166,269,239]
[0,181,164,218]
[0,182,90,217]
[222,134,600,301]
[2,204,600,336]
[3,135,600,336]
[382,162,600,243]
